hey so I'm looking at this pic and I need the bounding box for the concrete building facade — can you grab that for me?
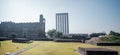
[0,14,45,40]
[56,13,69,34]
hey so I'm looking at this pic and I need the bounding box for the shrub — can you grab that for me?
[100,35,120,43]
[9,32,18,39]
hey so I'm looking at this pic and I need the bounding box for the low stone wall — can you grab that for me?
[12,38,30,43]
[87,51,118,55]
[0,37,9,41]
[39,38,53,41]
[54,39,82,42]
[77,47,118,55]
[97,43,120,46]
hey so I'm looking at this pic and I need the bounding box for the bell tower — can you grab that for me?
[39,14,45,37]
[40,14,43,23]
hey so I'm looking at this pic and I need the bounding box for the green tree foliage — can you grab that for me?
[9,32,18,39]
[109,30,120,36]
[90,32,106,37]
[55,32,63,38]
[47,29,63,38]
[100,35,120,43]
[100,31,120,43]
[47,29,57,38]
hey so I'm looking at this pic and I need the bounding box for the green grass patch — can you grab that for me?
[19,41,99,55]
[100,35,120,43]
[0,40,120,55]
[0,40,40,55]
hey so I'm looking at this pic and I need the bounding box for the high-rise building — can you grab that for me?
[56,13,69,34]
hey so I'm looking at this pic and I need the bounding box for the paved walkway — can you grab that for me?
[10,42,43,55]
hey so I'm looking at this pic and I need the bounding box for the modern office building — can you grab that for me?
[56,13,69,34]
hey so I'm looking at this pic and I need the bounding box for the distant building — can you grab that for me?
[0,14,45,40]
[56,13,69,34]
[69,33,90,38]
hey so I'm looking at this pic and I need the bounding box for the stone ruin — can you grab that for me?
[77,47,118,55]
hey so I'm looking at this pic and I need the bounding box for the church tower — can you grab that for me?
[39,14,45,26]
[39,14,45,37]
[40,14,43,23]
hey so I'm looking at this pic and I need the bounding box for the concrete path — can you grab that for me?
[10,42,43,55]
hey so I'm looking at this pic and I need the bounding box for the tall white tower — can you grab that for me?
[56,13,69,34]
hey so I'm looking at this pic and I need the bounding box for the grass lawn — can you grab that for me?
[0,40,120,55]
[0,40,40,55]
[19,41,99,55]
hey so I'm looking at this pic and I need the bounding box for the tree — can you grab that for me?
[100,35,120,43]
[98,32,106,35]
[47,29,57,38]
[55,32,63,38]
[90,33,99,37]
[109,31,120,36]
[10,32,18,39]
[109,31,116,35]
[90,32,106,37]
[47,29,63,38]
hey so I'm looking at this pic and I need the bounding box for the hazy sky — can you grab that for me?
[0,0,120,34]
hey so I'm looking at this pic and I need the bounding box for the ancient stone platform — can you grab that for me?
[97,43,120,46]
[77,47,118,55]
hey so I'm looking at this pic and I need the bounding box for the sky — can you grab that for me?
[0,0,120,34]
